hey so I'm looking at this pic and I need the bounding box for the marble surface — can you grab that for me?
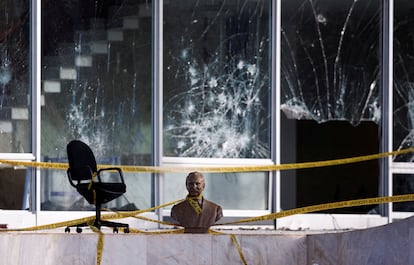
[1,217,413,265]
[0,233,98,265]
[307,217,414,265]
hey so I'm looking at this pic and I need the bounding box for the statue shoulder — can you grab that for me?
[203,198,222,209]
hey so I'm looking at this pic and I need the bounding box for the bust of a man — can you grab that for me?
[171,172,223,233]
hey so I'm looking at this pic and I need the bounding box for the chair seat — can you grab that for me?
[76,182,126,205]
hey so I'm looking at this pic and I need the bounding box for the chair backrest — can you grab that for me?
[67,140,98,181]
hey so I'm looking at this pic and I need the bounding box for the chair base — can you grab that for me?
[65,220,129,233]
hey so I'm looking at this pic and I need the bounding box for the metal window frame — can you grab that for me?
[3,0,406,230]
[157,0,276,225]
[387,0,414,220]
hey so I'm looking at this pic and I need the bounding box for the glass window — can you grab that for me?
[164,171,269,211]
[280,0,381,213]
[163,0,271,159]
[393,173,414,212]
[393,0,414,162]
[0,0,31,153]
[162,0,271,212]
[41,1,152,211]
[0,167,29,210]
[0,1,31,211]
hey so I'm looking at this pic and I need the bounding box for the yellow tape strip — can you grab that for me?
[220,193,414,225]
[1,147,413,173]
[0,194,413,265]
[88,172,97,190]
[99,199,184,221]
[90,225,104,265]
[0,199,183,233]
[187,196,202,215]
[230,234,248,265]
[128,227,185,234]
[101,207,181,227]
[2,194,414,232]
[210,229,248,265]
[131,215,179,227]
[0,160,68,169]
[0,215,96,232]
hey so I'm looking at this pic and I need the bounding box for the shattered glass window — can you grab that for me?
[394,0,414,162]
[0,0,31,153]
[0,1,31,211]
[162,1,271,211]
[41,0,152,211]
[280,0,381,213]
[281,0,380,125]
[163,0,271,159]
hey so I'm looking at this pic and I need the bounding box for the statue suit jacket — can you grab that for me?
[171,197,223,233]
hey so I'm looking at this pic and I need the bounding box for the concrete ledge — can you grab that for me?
[0,217,412,265]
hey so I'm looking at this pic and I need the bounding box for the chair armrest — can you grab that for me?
[97,167,125,183]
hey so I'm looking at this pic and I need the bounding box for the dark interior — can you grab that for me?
[281,113,380,213]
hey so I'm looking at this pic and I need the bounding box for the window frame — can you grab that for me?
[2,0,411,230]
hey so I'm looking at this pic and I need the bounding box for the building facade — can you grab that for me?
[0,0,413,229]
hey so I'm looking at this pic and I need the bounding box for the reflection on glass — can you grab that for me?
[394,0,414,162]
[393,174,414,212]
[0,0,31,153]
[163,0,271,158]
[41,0,152,211]
[164,172,268,210]
[281,0,381,213]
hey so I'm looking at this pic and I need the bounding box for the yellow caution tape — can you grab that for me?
[230,234,248,265]
[99,199,183,220]
[0,199,183,233]
[131,215,178,227]
[220,193,414,225]
[90,225,104,265]
[2,144,412,265]
[1,194,414,265]
[0,160,68,170]
[0,145,413,265]
[1,147,413,173]
[88,172,97,190]
[0,215,96,232]
[127,227,184,234]
[3,193,408,233]
[207,229,248,265]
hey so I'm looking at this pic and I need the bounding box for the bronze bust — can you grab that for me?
[171,172,223,233]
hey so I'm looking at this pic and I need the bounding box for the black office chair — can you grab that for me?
[66,140,129,233]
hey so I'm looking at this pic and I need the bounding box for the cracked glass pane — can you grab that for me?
[162,1,271,211]
[0,0,31,153]
[281,0,380,126]
[0,0,31,210]
[394,0,414,162]
[163,0,271,159]
[280,0,381,213]
[41,0,152,211]
[42,0,152,159]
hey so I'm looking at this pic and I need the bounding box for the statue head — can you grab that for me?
[185,171,205,197]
